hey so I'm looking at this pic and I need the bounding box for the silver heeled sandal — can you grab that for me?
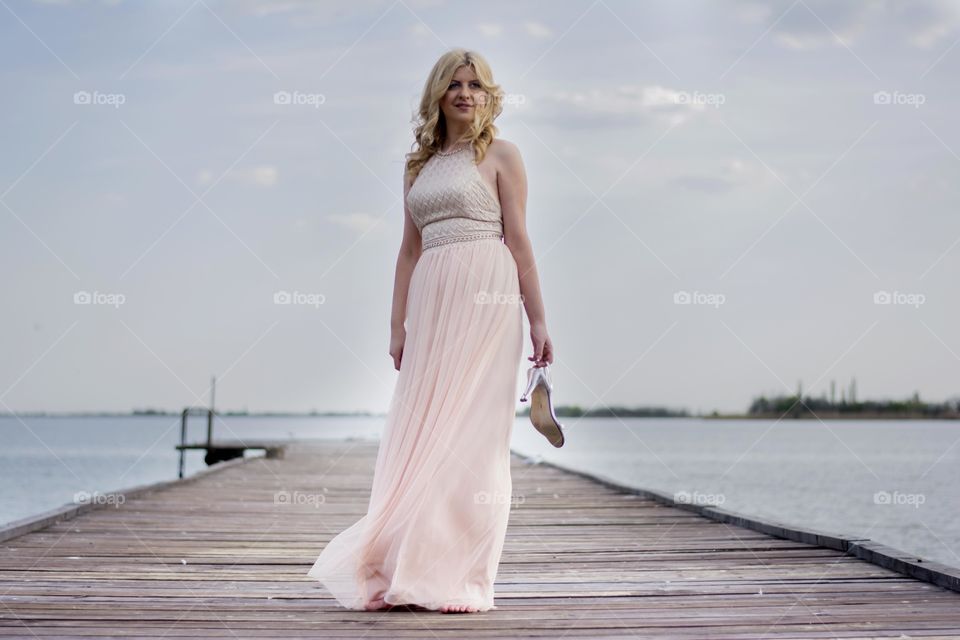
[520,364,565,448]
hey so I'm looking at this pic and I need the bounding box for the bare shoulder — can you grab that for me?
[489,138,524,174]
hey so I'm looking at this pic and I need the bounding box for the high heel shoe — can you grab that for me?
[520,364,565,448]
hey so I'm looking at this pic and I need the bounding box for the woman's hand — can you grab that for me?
[528,321,554,368]
[390,326,406,371]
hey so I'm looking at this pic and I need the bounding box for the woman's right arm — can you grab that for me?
[389,168,422,370]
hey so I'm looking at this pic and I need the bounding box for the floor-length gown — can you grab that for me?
[307,140,523,612]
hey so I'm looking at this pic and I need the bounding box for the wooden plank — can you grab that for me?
[0,440,958,638]
[522,451,960,594]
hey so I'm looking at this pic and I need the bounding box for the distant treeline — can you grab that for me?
[517,405,690,418]
[0,410,381,418]
[748,393,960,419]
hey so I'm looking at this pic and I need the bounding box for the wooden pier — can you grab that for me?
[2,440,960,638]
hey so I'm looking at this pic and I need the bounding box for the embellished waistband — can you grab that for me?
[422,231,504,250]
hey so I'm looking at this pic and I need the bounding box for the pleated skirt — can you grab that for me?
[307,236,524,611]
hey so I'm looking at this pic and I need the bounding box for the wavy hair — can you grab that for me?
[404,49,504,182]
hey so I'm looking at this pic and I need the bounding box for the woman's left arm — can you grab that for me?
[496,140,554,367]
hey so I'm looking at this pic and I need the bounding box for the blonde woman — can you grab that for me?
[307,48,555,614]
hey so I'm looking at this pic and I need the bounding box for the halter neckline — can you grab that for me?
[436,142,471,157]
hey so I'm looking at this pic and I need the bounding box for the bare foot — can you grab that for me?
[364,596,390,611]
[439,603,479,613]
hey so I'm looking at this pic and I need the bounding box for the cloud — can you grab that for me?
[671,175,736,194]
[410,22,432,38]
[670,158,765,194]
[771,1,877,50]
[326,212,383,233]
[734,2,773,25]
[196,166,278,188]
[197,169,216,187]
[892,0,960,48]
[479,23,503,37]
[243,166,279,187]
[224,0,446,29]
[31,0,124,4]
[524,22,553,39]
[741,0,960,51]
[529,84,715,128]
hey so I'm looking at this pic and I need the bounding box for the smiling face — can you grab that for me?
[440,65,488,131]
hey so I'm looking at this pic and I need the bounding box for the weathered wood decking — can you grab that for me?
[2,440,960,638]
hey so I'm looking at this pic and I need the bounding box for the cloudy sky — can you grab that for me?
[2,0,959,415]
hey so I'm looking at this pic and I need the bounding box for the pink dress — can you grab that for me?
[307,141,523,612]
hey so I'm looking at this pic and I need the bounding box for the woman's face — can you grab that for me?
[441,65,487,129]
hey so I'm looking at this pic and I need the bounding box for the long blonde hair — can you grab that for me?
[405,49,504,182]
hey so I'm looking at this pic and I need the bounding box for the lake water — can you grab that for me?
[1,415,957,572]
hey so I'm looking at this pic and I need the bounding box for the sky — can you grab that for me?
[1,0,959,415]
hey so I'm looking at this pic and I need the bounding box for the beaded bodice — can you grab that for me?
[405,143,503,249]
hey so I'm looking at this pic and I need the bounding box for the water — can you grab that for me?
[2,415,957,573]
[0,414,383,525]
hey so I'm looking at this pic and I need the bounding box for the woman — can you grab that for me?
[307,48,554,614]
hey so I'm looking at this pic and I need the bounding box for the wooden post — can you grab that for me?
[206,375,216,449]
[178,408,187,479]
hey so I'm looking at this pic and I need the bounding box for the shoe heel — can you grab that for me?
[519,366,540,403]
